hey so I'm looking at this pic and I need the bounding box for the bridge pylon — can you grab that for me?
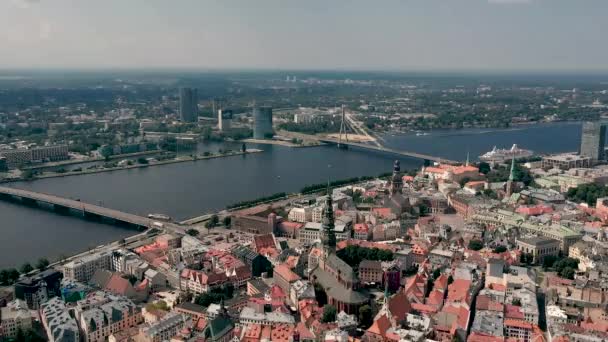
[338,105,349,149]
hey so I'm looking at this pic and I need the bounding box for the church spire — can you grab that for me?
[506,157,515,196]
[508,157,515,181]
[322,179,336,251]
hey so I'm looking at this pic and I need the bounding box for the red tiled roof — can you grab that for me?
[354,223,369,233]
[476,295,504,312]
[504,319,533,330]
[504,304,525,320]
[411,303,438,315]
[446,279,471,304]
[372,207,393,218]
[426,290,444,307]
[388,291,412,322]
[468,332,505,342]
[253,234,276,252]
[367,314,391,337]
[274,264,301,283]
[105,274,132,295]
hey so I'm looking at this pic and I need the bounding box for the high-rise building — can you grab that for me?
[218,109,233,132]
[253,106,273,139]
[179,88,198,122]
[580,121,606,161]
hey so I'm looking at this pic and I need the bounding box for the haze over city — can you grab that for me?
[2,0,608,71]
[3,2,608,342]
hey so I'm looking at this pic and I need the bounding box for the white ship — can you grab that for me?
[148,213,171,221]
[479,144,533,162]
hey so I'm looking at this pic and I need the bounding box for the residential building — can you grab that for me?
[0,300,32,340]
[63,251,112,283]
[137,312,190,342]
[14,269,62,309]
[359,260,383,284]
[40,297,80,342]
[77,294,142,342]
[0,144,69,168]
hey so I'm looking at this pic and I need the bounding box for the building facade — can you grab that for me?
[179,87,198,122]
[253,106,273,139]
[580,121,606,162]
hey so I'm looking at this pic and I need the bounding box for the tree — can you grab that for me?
[209,215,219,227]
[561,267,576,280]
[447,275,454,285]
[478,162,491,174]
[223,216,231,227]
[493,245,507,253]
[186,229,199,237]
[0,269,8,285]
[359,305,373,327]
[542,255,558,269]
[241,143,247,153]
[20,263,33,274]
[137,157,149,164]
[7,268,20,283]
[468,239,484,251]
[322,305,337,323]
[36,258,50,270]
[512,298,522,306]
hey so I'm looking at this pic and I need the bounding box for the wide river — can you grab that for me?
[0,122,583,267]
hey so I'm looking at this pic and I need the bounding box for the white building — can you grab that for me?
[298,222,351,245]
[137,312,190,342]
[63,251,112,283]
[238,307,295,326]
[288,207,313,223]
[0,300,32,339]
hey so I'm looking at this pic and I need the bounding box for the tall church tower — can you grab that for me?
[506,157,515,197]
[389,160,403,196]
[321,182,337,257]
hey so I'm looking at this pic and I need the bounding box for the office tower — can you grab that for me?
[580,121,606,161]
[179,88,198,122]
[218,109,233,132]
[253,106,273,139]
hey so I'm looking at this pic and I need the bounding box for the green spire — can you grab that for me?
[508,157,515,181]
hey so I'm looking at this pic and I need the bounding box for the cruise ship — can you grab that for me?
[479,144,533,163]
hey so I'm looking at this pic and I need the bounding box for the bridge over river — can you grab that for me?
[0,186,184,234]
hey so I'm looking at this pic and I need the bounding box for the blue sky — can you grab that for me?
[1,0,607,71]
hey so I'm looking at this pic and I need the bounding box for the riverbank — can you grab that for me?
[242,138,322,148]
[3,149,263,182]
[22,150,164,170]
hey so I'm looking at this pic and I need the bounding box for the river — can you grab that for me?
[0,122,584,268]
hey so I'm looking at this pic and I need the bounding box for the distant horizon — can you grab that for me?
[2,67,608,77]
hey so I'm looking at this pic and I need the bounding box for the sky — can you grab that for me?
[1,0,607,72]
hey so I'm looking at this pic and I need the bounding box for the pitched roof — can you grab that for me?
[388,291,412,322]
[274,264,301,283]
[367,314,391,337]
